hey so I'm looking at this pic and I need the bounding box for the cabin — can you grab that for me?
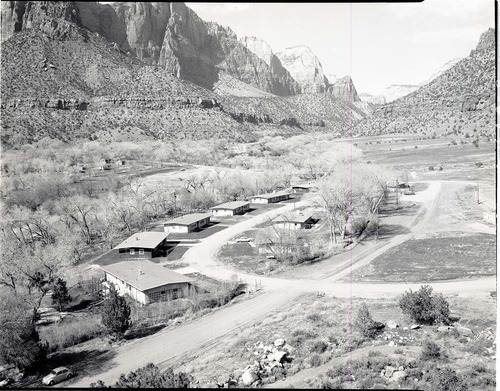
[211,201,250,217]
[163,213,211,234]
[291,184,317,193]
[271,211,315,230]
[251,190,292,204]
[113,232,169,259]
[101,260,192,305]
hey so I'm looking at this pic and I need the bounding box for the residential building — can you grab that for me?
[251,190,292,204]
[163,213,211,234]
[291,184,318,193]
[272,211,315,230]
[211,201,250,217]
[101,260,192,305]
[114,231,169,259]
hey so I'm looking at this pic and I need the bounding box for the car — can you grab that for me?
[41,367,74,386]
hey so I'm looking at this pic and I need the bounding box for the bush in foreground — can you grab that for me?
[354,302,384,339]
[101,285,131,337]
[90,363,192,388]
[399,285,450,325]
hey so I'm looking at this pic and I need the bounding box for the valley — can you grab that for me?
[0,1,496,390]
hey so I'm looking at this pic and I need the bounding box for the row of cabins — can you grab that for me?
[100,184,317,305]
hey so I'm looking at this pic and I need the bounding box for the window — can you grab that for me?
[129,249,135,255]
[139,249,144,255]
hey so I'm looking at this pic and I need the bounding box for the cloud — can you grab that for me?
[187,3,253,15]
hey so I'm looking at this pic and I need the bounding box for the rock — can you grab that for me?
[241,369,259,385]
[282,343,295,354]
[380,369,386,378]
[390,370,407,382]
[410,324,420,330]
[437,325,454,332]
[456,325,473,336]
[388,341,395,347]
[274,338,286,348]
[403,327,409,331]
[268,351,288,364]
[449,313,461,322]
[387,320,400,329]
[398,366,404,371]
[327,76,361,102]
[384,366,396,378]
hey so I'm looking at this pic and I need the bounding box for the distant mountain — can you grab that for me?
[381,84,419,103]
[327,76,361,103]
[354,28,495,138]
[420,57,462,87]
[276,46,329,93]
[359,93,386,105]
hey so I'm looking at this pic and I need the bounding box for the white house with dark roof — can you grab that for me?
[113,232,169,259]
[211,201,250,217]
[101,260,192,305]
[271,211,316,230]
[163,213,211,234]
[251,190,292,204]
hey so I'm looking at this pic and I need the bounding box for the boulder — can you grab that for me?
[241,369,259,386]
[384,366,396,378]
[387,320,400,329]
[282,343,295,354]
[437,325,453,332]
[268,351,288,364]
[410,324,420,330]
[274,338,286,348]
[456,325,473,336]
[388,341,395,347]
[390,370,407,382]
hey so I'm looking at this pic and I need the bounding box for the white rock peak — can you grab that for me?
[240,36,274,67]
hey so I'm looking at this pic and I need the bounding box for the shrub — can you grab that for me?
[354,302,384,339]
[420,340,441,360]
[399,285,450,325]
[308,339,329,354]
[101,284,132,337]
[428,166,435,171]
[52,278,72,311]
[309,354,322,367]
[425,367,467,391]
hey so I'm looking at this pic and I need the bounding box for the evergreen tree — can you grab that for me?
[101,284,131,336]
[51,277,72,311]
[399,285,450,325]
[354,302,383,339]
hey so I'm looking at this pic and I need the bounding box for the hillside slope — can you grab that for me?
[354,28,495,138]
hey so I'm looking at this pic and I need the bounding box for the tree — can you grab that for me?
[354,302,384,339]
[101,284,131,336]
[421,340,441,360]
[399,285,450,325]
[52,278,72,311]
[425,367,467,391]
[90,363,192,388]
[0,293,48,373]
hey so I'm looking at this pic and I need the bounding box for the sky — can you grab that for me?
[187,1,495,95]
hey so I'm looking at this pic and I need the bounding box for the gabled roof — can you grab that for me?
[292,183,317,189]
[101,260,192,292]
[211,201,250,210]
[273,211,315,224]
[163,213,212,226]
[251,190,292,199]
[114,232,168,250]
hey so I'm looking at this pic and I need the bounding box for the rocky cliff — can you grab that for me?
[327,75,360,102]
[0,1,301,96]
[276,46,329,93]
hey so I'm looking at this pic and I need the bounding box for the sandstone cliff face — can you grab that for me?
[327,75,360,102]
[276,46,329,93]
[1,1,300,96]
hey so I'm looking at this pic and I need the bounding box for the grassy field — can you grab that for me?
[350,232,496,282]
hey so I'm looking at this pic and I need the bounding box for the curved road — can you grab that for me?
[70,180,495,387]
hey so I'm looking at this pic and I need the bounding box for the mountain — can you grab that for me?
[0,1,301,96]
[359,93,386,105]
[276,46,329,93]
[354,28,495,138]
[420,57,462,87]
[325,73,338,85]
[327,76,361,102]
[381,84,419,103]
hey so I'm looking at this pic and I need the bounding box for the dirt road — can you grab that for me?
[69,180,496,387]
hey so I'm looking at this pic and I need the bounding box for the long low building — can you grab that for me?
[113,232,169,259]
[163,213,211,234]
[272,211,316,230]
[101,260,193,305]
[291,183,318,193]
[251,190,292,204]
[211,201,250,217]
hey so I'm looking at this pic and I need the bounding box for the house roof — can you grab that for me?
[211,201,250,210]
[292,183,317,189]
[101,260,192,292]
[251,190,292,199]
[273,211,314,224]
[163,213,212,226]
[113,232,169,250]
